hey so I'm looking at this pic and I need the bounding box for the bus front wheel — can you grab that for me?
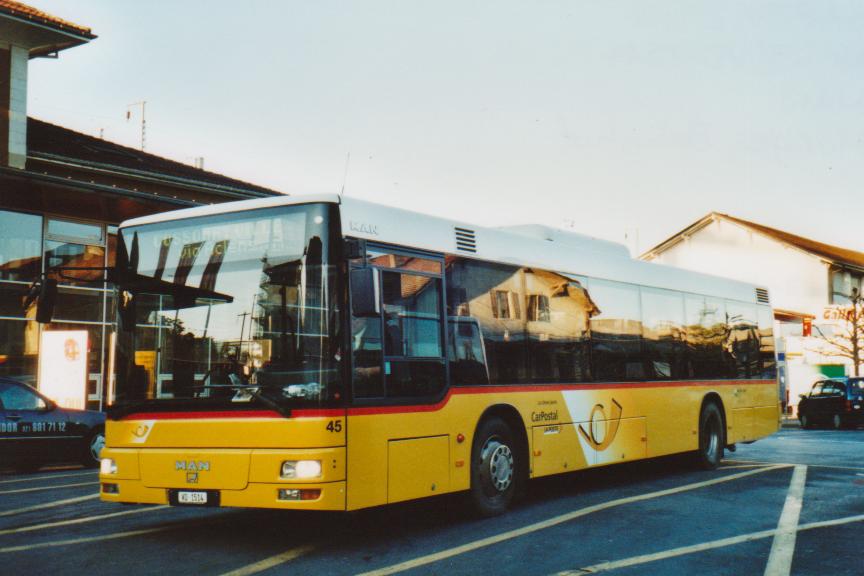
[470,417,518,516]
[696,402,724,470]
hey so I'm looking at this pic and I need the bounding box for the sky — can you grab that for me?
[26,0,864,255]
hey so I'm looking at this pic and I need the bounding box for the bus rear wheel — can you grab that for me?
[696,402,724,470]
[470,417,518,517]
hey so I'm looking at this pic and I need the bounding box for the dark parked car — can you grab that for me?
[798,377,864,430]
[0,376,105,472]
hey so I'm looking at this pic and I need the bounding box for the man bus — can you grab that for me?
[88,194,778,515]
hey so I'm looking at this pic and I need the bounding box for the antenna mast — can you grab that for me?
[126,101,147,151]
[340,152,351,195]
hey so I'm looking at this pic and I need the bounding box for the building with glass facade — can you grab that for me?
[0,3,279,408]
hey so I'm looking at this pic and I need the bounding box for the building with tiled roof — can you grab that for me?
[640,212,863,411]
[0,3,282,410]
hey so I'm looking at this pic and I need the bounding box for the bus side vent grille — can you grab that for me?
[755,287,770,304]
[455,227,477,253]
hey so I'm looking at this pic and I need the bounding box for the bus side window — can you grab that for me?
[381,270,446,398]
[447,319,489,385]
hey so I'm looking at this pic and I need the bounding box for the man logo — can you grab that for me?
[175,460,211,472]
[186,472,198,484]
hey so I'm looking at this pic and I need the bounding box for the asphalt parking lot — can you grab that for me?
[1,427,862,576]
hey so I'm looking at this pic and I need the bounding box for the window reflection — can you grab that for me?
[0,210,42,282]
[45,241,105,286]
[0,318,39,385]
[444,255,773,385]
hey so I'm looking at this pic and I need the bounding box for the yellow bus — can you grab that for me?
[97,194,779,515]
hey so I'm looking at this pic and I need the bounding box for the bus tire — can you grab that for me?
[470,417,518,517]
[696,402,724,470]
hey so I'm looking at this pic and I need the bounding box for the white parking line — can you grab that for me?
[356,465,787,576]
[0,482,95,495]
[0,494,100,518]
[0,505,168,536]
[725,460,864,473]
[764,465,807,576]
[554,512,864,574]
[0,471,98,485]
[0,527,169,554]
[218,544,315,576]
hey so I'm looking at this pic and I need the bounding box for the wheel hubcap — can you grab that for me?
[482,439,514,492]
[90,434,105,461]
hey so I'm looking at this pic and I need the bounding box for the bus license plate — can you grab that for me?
[177,491,208,505]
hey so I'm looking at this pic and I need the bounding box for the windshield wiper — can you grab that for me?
[226,382,292,418]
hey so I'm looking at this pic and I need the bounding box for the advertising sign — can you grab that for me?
[39,330,88,409]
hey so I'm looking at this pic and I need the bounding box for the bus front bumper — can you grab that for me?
[98,446,346,511]
[99,479,346,510]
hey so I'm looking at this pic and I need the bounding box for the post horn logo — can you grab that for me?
[578,399,623,451]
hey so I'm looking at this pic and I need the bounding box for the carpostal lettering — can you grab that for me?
[531,410,558,423]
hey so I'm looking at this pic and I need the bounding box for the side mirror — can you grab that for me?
[351,268,380,317]
[118,290,136,332]
[23,277,58,323]
[43,399,57,412]
[798,393,808,399]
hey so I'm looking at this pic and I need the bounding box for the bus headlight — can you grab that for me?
[100,458,117,475]
[281,460,321,479]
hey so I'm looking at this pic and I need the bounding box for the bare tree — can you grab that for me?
[813,287,864,377]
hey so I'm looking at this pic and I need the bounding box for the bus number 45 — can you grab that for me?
[326,420,343,433]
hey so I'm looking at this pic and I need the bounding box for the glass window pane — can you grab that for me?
[47,219,103,243]
[726,301,760,379]
[757,307,777,380]
[53,287,106,323]
[0,282,29,318]
[685,295,733,379]
[0,318,39,385]
[524,270,594,383]
[0,209,42,282]
[590,279,643,381]
[641,287,686,380]
[0,382,45,410]
[385,360,446,397]
[445,259,526,384]
[45,241,106,286]
[382,271,442,358]
[367,250,442,274]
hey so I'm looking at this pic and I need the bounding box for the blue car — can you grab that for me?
[798,377,864,430]
[0,376,105,472]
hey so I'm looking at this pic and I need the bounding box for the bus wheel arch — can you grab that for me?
[696,394,726,470]
[469,404,528,516]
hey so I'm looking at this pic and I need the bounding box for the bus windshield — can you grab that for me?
[111,203,342,414]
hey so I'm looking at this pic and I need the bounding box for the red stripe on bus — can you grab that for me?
[119,410,283,420]
[119,379,776,420]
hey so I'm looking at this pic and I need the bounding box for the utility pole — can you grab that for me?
[126,101,147,151]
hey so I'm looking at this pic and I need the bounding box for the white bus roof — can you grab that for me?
[121,193,766,305]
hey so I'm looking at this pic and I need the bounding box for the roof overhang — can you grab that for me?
[0,9,94,58]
